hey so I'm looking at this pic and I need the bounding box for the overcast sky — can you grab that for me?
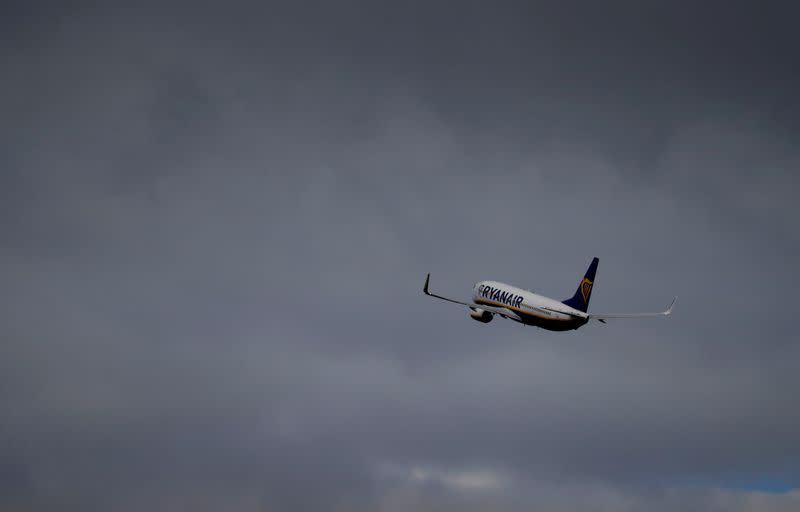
[2,1,799,510]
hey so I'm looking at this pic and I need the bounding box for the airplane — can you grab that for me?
[423,257,675,331]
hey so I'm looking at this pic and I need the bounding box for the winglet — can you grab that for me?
[665,296,677,315]
[423,273,431,295]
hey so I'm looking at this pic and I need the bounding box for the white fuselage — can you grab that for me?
[473,280,588,330]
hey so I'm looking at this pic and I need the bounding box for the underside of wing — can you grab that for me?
[473,304,522,322]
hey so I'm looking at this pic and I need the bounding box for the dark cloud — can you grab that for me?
[1,1,799,510]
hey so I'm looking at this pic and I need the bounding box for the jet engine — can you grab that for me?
[469,307,493,323]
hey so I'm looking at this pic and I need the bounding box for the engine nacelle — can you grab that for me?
[469,307,493,323]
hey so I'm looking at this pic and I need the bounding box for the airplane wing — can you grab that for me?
[473,303,522,322]
[423,274,522,321]
[588,297,676,322]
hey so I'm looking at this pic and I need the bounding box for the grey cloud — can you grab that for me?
[2,1,799,510]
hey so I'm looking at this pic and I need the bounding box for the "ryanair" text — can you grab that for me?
[478,285,523,308]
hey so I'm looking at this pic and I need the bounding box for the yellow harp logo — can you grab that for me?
[580,277,593,303]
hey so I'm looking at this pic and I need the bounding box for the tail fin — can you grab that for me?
[561,257,599,312]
